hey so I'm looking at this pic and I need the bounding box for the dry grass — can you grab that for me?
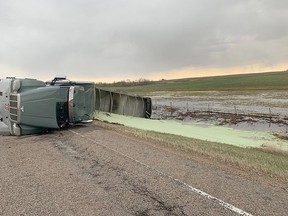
[96,120,288,183]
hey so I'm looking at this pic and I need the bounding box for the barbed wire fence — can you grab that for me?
[151,100,288,127]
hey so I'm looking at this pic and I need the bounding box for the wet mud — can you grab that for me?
[150,91,288,137]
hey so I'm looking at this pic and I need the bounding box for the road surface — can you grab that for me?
[0,122,287,215]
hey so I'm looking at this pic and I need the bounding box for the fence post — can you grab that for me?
[234,106,237,115]
[269,108,272,127]
[269,108,272,118]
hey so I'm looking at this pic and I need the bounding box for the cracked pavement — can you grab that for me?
[0,122,287,215]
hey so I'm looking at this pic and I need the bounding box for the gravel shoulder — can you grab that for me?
[0,122,287,215]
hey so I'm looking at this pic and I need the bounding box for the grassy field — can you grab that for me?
[97,71,288,184]
[141,71,288,181]
[106,71,288,94]
[97,121,288,184]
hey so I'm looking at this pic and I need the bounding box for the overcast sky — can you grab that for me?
[0,0,288,82]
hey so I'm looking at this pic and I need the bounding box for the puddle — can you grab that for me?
[150,90,288,117]
[150,90,288,135]
[230,121,288,133]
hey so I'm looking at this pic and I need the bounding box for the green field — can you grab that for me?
[96,71,288,183]
[103,71,288,94]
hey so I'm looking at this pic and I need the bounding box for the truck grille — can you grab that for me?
[10,94,19,122]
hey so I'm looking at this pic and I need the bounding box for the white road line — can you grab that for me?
[69,129,254,216]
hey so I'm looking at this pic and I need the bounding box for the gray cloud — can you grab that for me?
[0,0,288,80]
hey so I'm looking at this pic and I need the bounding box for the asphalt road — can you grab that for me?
[0,122,287,215]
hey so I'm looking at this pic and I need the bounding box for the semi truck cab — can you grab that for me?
[0,77,95,135]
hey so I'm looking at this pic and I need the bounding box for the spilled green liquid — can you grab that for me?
[94,112,288,152]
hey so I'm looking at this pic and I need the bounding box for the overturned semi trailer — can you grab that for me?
[95,88,151,118]
[0,76,152,136]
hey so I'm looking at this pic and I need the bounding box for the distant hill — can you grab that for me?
[159,70,288,83]
[98,70,288,93]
